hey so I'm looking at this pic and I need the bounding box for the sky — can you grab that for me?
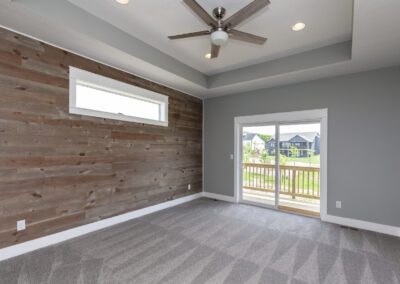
[76,84,160,120]
[244,123,320,135]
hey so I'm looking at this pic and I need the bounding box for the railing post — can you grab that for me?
[291,169,296,199]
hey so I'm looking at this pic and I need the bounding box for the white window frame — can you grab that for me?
[69,66,168,127]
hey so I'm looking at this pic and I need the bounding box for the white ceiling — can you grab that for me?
[1,0,399,98]
[67,0,353,75]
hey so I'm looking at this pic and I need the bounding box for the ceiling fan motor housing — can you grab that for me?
[213,7,226,20]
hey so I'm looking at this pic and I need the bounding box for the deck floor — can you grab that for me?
[243,188,320,215]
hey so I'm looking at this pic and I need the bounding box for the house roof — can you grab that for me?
[242,133,258,141]
[270,132,319,143]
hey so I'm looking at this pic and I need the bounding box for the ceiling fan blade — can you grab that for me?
[229,29,267,45]
[183,0,218,27]
[168,30,210,40]
[224,0,270,29]
[211,44,220,58]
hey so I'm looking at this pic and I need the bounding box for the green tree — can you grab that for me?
[258,134,272,143]
[260,149,272,164]
[279,153,288,165]
[289,145,299,158]
[243,143,255,163]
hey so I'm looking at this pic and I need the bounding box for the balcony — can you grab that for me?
[243,163,320,216]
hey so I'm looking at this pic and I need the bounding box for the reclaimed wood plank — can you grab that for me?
[0,27,202,248]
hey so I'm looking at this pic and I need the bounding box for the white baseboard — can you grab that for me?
[201,192,400,237]
[322,214,400,237]
[3,191,397,262]
[0,192,203,262]
[202,192,235,203]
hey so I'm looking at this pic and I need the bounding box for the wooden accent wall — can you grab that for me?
[0,28,202,248]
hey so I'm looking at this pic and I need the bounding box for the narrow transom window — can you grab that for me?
[69,67,168,126]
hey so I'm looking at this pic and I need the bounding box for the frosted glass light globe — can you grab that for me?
[211,30,228,46]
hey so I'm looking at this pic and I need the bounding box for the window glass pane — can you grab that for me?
[75,84,160,121]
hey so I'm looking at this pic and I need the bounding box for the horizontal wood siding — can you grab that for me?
[0,27,203,248]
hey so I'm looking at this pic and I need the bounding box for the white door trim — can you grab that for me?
[234,108,328,218]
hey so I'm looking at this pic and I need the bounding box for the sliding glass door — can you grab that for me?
[241,125,277,207]
[240,121,321,216]
[277,123,321,216]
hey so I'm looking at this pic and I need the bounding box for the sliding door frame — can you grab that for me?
[234,109,328,219]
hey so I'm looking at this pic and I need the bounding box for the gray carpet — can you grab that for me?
[1,198,399,284]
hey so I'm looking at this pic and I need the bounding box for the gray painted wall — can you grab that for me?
[204,66,400,227]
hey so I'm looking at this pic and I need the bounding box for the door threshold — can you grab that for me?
[278,205,320,218]
[240,200,277,210]
[241,200,320,219]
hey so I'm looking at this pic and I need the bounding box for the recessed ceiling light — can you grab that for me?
[292,22,306,31]
[205,53,212,59]
[115,0,129,4]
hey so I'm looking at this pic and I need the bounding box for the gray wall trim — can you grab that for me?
[208,41,352,88]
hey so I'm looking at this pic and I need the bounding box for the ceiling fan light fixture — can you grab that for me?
[292,22,306,31]
[115,0,129,4]
[168,0,271,58]
[211,30,229,46]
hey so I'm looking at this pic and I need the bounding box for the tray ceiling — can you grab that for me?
[1,0,399,97]
[67,0,353,75]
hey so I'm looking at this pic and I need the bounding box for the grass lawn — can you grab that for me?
[283,154,320,165]
[253,155,320,166]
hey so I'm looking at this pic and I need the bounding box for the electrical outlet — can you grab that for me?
[188,184,191,190]
[336,201,342,209]
[17,219,26,231]
[230,154,234,160]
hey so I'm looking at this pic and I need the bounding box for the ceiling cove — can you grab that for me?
[1,0,399,98]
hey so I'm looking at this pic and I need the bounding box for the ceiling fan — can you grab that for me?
[168,0,270,59]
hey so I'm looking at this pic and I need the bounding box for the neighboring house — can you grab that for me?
[268,132,320,157]
[243,133,266,153]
